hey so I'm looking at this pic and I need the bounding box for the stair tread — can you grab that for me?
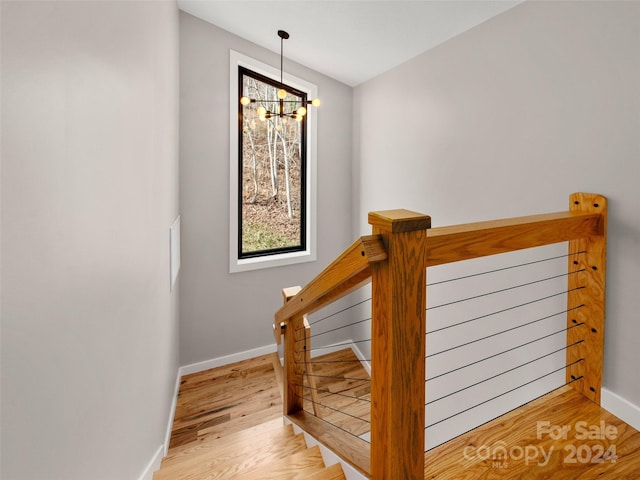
[163,417,287,466]
[227,444,327,480]
[305,463,347,480]
[178,355,277,392]
[169,354,282,449]
[155,430,307,480]
[169,401,282,449]
[155,351,360,480]
[196,404,282,439]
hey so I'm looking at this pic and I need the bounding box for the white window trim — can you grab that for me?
[229,50,318,273]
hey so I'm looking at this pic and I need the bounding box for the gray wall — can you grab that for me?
[1,2,180,479]
[354,0,640,407]
[179,12,353,366]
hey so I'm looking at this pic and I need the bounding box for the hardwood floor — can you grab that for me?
[424,386,640,479]
[154,352,352,480]
[156,347,640,479]
[169,354,284,449]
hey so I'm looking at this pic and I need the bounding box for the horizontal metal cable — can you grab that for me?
[289,253,585,335]
[299,378,372,398]
[296,383,371,403]
[423,375,584,453]
[426,341,583,406]
[297,338,371,354]
[426,306,584,358]
[427,269,584,311]
[299,403,371,444]
[425,358,584,429]
[297,371,371,382]
[294,317,371,344]
[427,323,585,382]
[296,393,371,424]
[427,286,584,335]
[306,297,372,328]
[302,359,371,365]
[427,251,586,287]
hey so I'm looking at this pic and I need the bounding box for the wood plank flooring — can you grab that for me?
[169,353,284,449]
[158,348,640,479]
[155,352,349,480]
[424,385,640,479]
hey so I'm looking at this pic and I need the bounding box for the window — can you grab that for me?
[229,51,317,273]
[238,67,307,257]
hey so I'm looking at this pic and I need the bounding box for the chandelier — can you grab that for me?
[240,30,320,122]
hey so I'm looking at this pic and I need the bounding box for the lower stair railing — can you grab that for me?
[274,192,606,479]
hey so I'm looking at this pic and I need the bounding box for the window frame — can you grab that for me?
[237,66,308,259]
[229,50,317,273]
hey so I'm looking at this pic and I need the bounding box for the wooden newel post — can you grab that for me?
[282,286,305,415]
[566,193,607,404]
[368,209,431,480]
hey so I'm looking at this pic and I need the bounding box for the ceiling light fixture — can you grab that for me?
[240,30,320,122]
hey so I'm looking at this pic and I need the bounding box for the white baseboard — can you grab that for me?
[349,343,371,376]
[179,343,278,377]
[601,387,640,431]
[137,444,164,480]
[163,370,182,456]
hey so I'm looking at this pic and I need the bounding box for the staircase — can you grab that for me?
[152,354,347,480]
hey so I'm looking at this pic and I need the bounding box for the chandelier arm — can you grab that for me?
[240,30,318,114]
[253,100,303,104]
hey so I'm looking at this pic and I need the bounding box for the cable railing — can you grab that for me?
[295,289,373,442]
[423,244,587,449]
[274,192,606,479]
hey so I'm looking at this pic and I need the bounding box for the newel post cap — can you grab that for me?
[368,209,431,233]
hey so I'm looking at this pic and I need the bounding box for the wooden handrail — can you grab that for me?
[274,235,386,326]
[425,210,601,267]
[275,210,601,328]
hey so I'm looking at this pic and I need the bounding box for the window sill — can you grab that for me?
[230,249,316,273]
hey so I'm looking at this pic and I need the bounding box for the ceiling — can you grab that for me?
[178,1,523,86]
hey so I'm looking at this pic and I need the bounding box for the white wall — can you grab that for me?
[179,12,353,365]
[354,0,640,412]
[1,2,180,479]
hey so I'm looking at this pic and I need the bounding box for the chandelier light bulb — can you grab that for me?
[240,32,319,122]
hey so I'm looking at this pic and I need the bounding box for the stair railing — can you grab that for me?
[274,192,606,479]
